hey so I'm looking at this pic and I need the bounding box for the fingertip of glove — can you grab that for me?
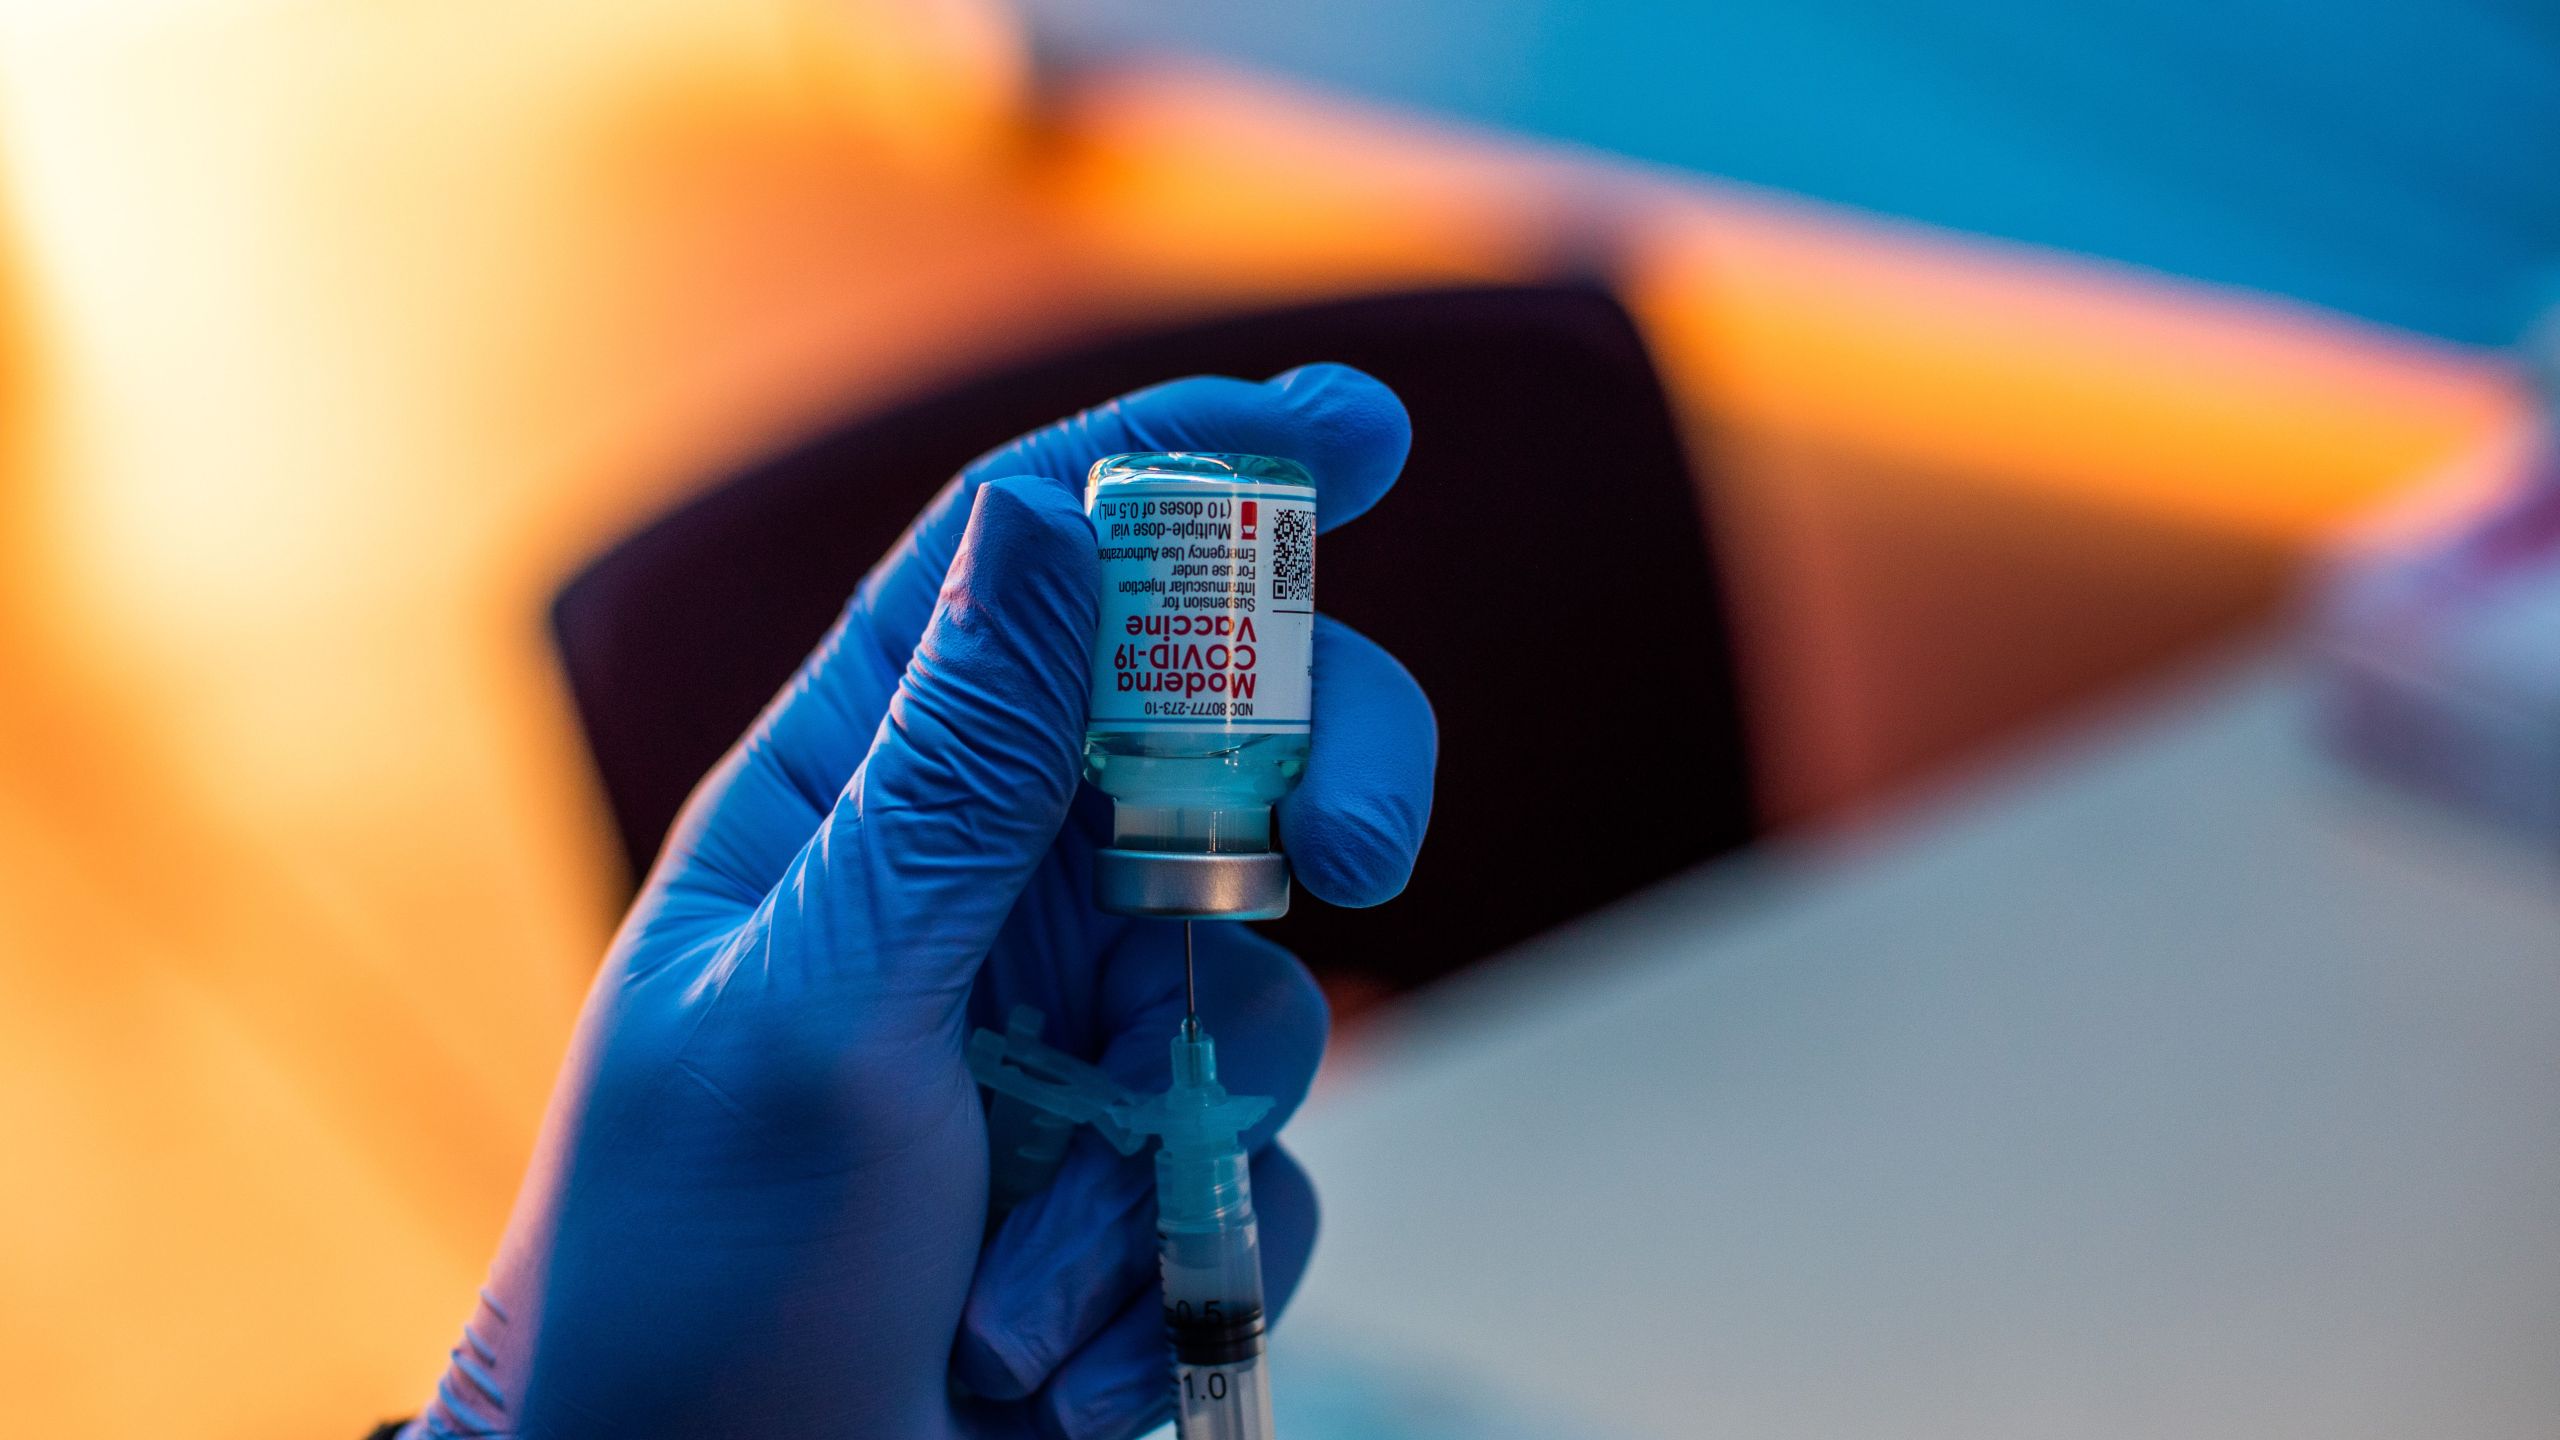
[1261,364,1410,527]
[1288,801,1423,910]
[939,475,1101,674]
[964,475,1098,582]
[1032,1313,1173,1440]
[1265,362,1405,433]
[1043,1388,1170,1440]
[953,1302,1040,1403]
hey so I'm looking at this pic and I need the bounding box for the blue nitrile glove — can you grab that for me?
[405,365,1434,1440]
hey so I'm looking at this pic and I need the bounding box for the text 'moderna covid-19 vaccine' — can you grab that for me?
[1083,452,1315,920]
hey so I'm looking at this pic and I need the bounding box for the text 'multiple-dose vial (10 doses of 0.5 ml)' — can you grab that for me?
[1083,452,1316,921]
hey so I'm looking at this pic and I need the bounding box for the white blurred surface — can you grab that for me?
[1279,649,2560,1438]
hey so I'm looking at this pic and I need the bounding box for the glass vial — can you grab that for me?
[1083,452,1316,919]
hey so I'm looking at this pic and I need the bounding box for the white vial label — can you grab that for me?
[1088,483,1314,734]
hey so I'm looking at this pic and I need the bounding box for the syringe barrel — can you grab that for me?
[1158,1151,1275,1440]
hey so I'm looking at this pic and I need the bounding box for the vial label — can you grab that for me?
[1088,483,1314,734]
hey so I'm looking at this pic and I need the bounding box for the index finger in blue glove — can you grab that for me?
[668,475,1099,1001]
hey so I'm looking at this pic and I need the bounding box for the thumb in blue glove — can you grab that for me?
[404,363,1436,1440]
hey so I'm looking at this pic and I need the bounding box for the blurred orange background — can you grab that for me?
[0,2,2526,1434]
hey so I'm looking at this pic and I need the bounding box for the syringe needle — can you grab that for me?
[1183,920,1197,1024]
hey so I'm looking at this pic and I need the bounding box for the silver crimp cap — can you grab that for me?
[1092,848,1291,921]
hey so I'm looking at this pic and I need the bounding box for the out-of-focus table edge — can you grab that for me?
[1313,635,2554,1090]
[1275,634,2559,1438]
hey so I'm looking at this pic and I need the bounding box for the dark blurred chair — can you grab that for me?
[553,284,1754,996]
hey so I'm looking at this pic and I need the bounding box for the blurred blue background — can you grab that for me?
[1031,0,2560,344]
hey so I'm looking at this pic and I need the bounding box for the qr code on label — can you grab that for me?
[1269,507,1314,602]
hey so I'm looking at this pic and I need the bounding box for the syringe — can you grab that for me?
[1122,1018,1277,1440]
[1044,446,1324,1435]
[966,1004,1278,1440]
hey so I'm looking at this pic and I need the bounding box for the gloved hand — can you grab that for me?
[406,365,1434,1440]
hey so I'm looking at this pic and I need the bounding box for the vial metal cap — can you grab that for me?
[1093,848,1291,921]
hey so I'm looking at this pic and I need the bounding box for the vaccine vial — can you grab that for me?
[1083,452,1316,919]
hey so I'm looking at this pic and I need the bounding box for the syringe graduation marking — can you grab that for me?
[1165,1300,1266,1366]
